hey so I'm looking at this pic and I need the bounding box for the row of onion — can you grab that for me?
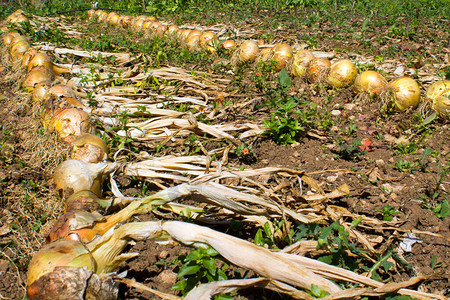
[86,9,449,117]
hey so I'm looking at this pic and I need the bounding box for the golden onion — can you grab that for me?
[121,16,133,28]
[187,29,202,41]
[388,77,421,111]
[238,40,259,63]
[291,50,315,77]
[219,39,236,53]
[71,134,108,164]
[105,12,118,24]
[142,20,153,30]
[200,31,218,53]
[53,159,114,198]
[354,70,388,95]
[166,24,180,35]
[94,10,104,17]
[64,190,109,213]
[6,9,25,23]
[21,47,37,68]
[425,80,450,119]
[2,31,20,46]
[179,29,192,41]
[272,43,293,71]
[23,66,55,91]
[27,52,69,75]
[155,25,167,37]
[31,80,52,103]
[306,57,331,83]
[27,240,95,287]
[50,108,93,140]
[97,11,108,23]
[186,34,201,50]
[257,47,273,63]
[327,59,358,89]
[87,9,95,18]
[131,18,145,32]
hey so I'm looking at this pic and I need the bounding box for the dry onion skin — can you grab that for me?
[27,52,69,75]
[50,108,93,140]
[306,57,331,84]
[200,31,218,53]
[238,40,259,63]
[272,43,293,71]
[23,66,55,91]
[186,34,201,50]
[71,134,108,163]
[354,70,388,96]
[388,77,421,111]
[64,190,109,213]
[121,16,134,28]
[425,80,450,119]
[32,80,52,103]
[327,59,358,89]
[155,25,167,37]
[179,29,192,41]
[53,159,114,198]
[290,50,315,77]
[21,47,37,68]
[219,39,236,53]
[166,24,180,35]
[2,31,20,46]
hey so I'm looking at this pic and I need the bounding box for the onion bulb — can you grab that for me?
[71,134,108,163]
[9,36,30,61]
[256,47,273,63]
[21,47,37,68]
[238,40,259,63]
[200,31,218,53]
[131,18,145,32]
[27,240,95,287]
[94,10,104,17]
[49,108,93,140]
[354,70,388,95]
[388,77,421,111]
[2,31,20,46]
[105,12,119,25]
[87,9,95,18]
[121,16,133,28]
[97,11,108,23]
[425,80,450,119]
[64,190,110,213]
[27,52,70,75]
[155,25,167,37]
[219,39,236,53]
[327,59,357,89]
[6,9,25,23]
[31,80,52,103]
[272,43,293,71]
[186,34,201,50]
[142,20,153,30]
[53,159,115,198]
[306,57,331,83]
[23,66,55,91]
[179,29,192,41]
[290,50,315,77]
[166,24,180,35]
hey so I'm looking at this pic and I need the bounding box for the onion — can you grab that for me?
[64,190,109,213]
[31,80,52,103]
[142,20,153,30]
[219,39,236,53]
[97,11,108,23]
[50,108,93,140]
[27,240,95,287]
[71,134,108,163]
[2,31,20,46]
[27,52,69,75]
[306,57,331,83]
[87,9,95,18]
[290,50,315,77]
[155,25,167,37]
[187,29,202,41]
[327,59,357,89]
[186,34,201,50]
[23,66,55,90]
[166,24,180,35]
[53,159,115,198]
[238,40,259,63]
[105,12,118,24]
[21,47,37,68]
[94,10,104,17]
[6,9,25,23]
[200,31,218,53]
[425,80,450,119]
[354,70,388,95]
[272,43,293,71]
[9,36,30,61]
[388,77,421,111]
[9,14,29,25]
[121,16,133,28]
[179,29,192,41]
[256,47,273,63]
[131,18,145,32]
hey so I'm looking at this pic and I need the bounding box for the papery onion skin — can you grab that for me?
[291,50,315,77]
[71,134,108,163]
[64,190,107,213]
[2,31,20,46]
[121,16,133,28]
[179,29,192,41]
[239,40,259,63]
[306,57,331,84]
[432,92,450,119]
[425,80,450,102]
[32,80,52,103]
[186,34,201,50]
[166,24,180,35]
[21,47,37,68]
[23,66,55,91]
[219,39,236,53]
[53,159,110,198]
[327,59,357,89]
[354,70,388,95]
[155,25,167,37]
[50,108,93,140]
[27,240,95,286]
[272,43,293,71]
[200,31,218,53]
[388,77,421,111]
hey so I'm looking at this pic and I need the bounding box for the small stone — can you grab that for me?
[327,175,338,182]
[344,103,357,110]
[331,110,341,116]
[158,250,169,259]
[375,159,385,168]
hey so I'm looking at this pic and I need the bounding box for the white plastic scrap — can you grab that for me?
[399,232,422,252]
